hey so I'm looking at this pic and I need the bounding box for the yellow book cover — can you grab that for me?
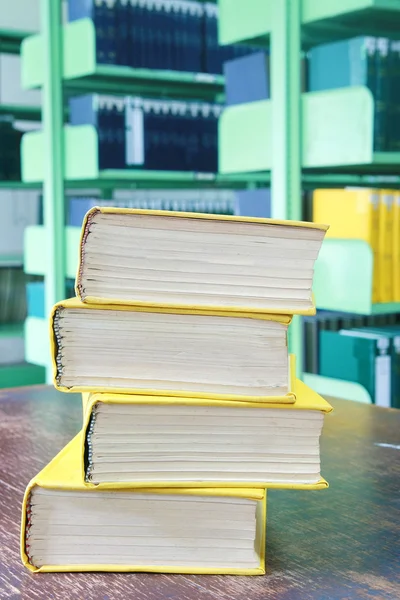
[378,190,394,302]
[75,207,328,316]
[50,297,296,404]
[21,436,266,575]
[80,378,331,489]
[313,188,380,302]
[392,193,400,301]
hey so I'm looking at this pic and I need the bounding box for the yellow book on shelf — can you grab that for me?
[50,297,296,404]
[313,188,380,302]
[378,190,394,302]
[75,207,328,316]
[80,378,331,489]
[392,193,400,301]
[21,435,266,575]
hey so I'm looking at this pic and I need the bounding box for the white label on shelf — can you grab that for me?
[375,354,391,408]
[195,173,215,181]
[194,73,217,84]
[125,102,145,166]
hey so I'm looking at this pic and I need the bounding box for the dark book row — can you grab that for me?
[304,311,400,408]
[68,0,255,75]
[67,194,236,226]
[0,118,22,181]
[69,94,222,172]
[309,36,400,152]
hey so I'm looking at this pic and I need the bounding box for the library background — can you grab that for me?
[1,0,400,409]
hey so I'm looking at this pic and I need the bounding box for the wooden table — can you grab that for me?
[0,386,399,600]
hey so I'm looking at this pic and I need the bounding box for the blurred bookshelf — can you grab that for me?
[217,0,400,404]
[20,0,269,376]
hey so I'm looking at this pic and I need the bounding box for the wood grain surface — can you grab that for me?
[0,385,399,600]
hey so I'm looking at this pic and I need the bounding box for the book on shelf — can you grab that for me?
[319,329,392,407]
[350,326,400,409]
[67,0,250,75]
[224,51,270,106]
[82,378,331,487]
[67,192,235,226]
[312,188,380,302]
[69,94,126,170]
[69,94,222,172]
[75,207,327,313]
[51,297,294,400]
[393,192,400,301]
[68,0,116,65]
[309,36,395,152]
[378,189,394,303]
[22,435,267,575]
[234,188,271,218]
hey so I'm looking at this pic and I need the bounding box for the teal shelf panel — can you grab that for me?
[219,0,400,47]
[22,19,224,100]
[303,373,372,404]
[0,322,24,338]
[24,317,49,368]
[0,254,23,267]
[24,226,80,279]
[0,28,29,54]
[313,239,400,315]
[22,124,269,189]
[0,103,41,121]
[219,87,400,174]
[0,361,45,389]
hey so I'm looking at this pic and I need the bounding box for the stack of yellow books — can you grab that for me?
[21,208,331,576]
[313,188,400,303]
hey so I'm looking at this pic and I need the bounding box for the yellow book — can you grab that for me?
[50,297,296,403]
[313,188,380,302]
[21,435,266,575]
[378,190,394,302]
[393,192,400,301]
[75,207,328,316]
[81,378,331,489]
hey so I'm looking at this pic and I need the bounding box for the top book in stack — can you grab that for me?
[76,207,328,315]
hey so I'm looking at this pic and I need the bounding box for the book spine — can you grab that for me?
[374,337,391,407]
[375,38,390,151]
[116,0,130,65]
[392,336,400,408]
[394,193,400,301]
[105,0,117,64]
[369,191,380,304]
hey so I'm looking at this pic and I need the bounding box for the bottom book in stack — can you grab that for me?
[22,436,266,575]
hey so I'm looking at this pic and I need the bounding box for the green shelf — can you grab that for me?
[0,103,41,121]
[0,322,24,338]
[0,28,30,54]
[24,317,49,368]
[24,226,80,279]
[0,361,45,389]
[22,19,224,100]
[313,239,400,315]
[219,0,400,47]
[219,87,400,174]
[303,373,372,404]
[21,124,269,189]
[0,253,23,267]
[0,181,41,189]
